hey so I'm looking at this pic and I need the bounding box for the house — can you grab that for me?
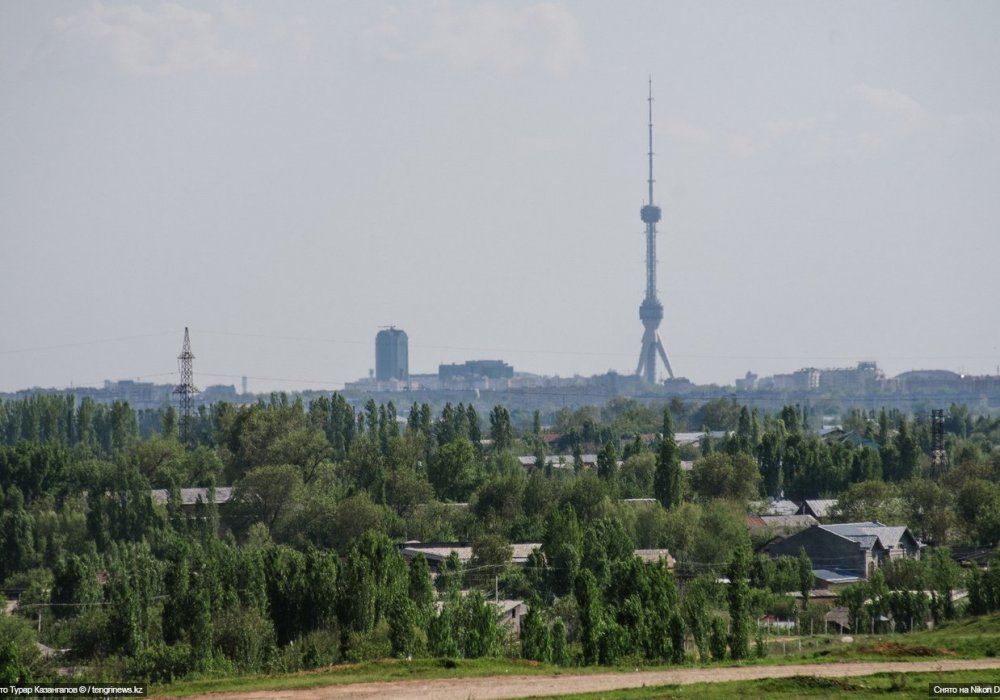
[516,455,598,470]
[633,549,676,568]
[497,599,530,633]
[822,428,880,451]
[749,498,801,516]
[150,487,233,515]
[398,542,674,572]
[435,597,529,633]
[398,542,542,572]
[747,514,818,538]
[764,521,921,580]
[797,499,838,521]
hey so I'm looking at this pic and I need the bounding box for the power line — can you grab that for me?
[0,331,176,356]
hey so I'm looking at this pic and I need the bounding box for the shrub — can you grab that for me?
[344,621,392,662]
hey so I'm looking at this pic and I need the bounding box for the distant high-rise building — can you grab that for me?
[375,327,408,382]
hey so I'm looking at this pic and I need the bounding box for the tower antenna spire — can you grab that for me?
[635,78,675,382]
[648,75,655,206]
[173,327,199,445]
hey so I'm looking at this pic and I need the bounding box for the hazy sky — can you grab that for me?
[2,1,999,394]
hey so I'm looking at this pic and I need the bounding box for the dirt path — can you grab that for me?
[178,658,1000,699]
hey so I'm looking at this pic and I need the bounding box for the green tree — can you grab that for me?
[575,569,603,665]
[709,616,727,660]
[551,618,569,666]
[429,604,459,657]
[489,406,513,452]
[727,540,751,660]
[0,640,30,685]
[596,441,618,484]
[831,480,904,524]
[336,533,408,637]
[468,534,513,588]
[408,553,436,626]
[690,453,760,502]
[519,605,551,662]
[654,410,682,509]
[231,464,303,532]
[428,438,478,502]
[925,547,960,622]
[458,591,501,658]
[682,583,711,661]
[668,612,686,664]
[543,505,583,597]
[797,547,813,610]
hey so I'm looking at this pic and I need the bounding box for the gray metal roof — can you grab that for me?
[802,499,837,517]
[820,522,911,549]
[812,569,863,584]
[749,499,802,516]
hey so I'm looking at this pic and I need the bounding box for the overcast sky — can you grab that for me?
[2,1,999,394]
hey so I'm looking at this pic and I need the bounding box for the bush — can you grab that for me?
[213,606,275,671]
[344,621,392,662]
[755,630,767,659]
[67,607,114,660]
[299,629,342,669]
[124,642,193,684]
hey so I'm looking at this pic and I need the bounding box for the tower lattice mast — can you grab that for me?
[635,79,674,382]
[173,327,199,444]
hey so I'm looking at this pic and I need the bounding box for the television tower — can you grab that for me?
[635,79,674,382]
[173,327,199,444]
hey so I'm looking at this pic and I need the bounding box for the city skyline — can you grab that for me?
[2,1,999,394]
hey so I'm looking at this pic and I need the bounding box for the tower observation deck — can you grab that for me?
[635,79,674,382]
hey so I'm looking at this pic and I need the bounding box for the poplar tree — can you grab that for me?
[654,410,682,509]
[519,605,551,662]
[727,541,751,660]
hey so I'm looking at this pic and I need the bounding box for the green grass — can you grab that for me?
[154,657,561,697]
[901,613,1000,657]
[535,670,1000,699]
[153,614,1000,697]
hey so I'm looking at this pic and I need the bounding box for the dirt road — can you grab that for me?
[179,658,1000,699]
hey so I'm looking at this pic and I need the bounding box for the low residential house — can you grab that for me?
[765,521,921,581]
[633,549,676,568]
[497,599,530,634]
[822,429,880,451]
[399,542,542,572]
[435,597,529,633]
[516,455,598,470]
[747,514,818,538]
[399,542,674,572]
[749,498,801,516]
[150,487,233,515]
[797,499,837,521]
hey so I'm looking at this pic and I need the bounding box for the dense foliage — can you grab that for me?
[0,394,997,682]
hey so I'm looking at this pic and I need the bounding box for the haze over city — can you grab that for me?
[2,1,999,394]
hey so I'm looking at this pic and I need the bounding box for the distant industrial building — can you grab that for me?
[439,360,513,381]
[375,327,408,382]
[750,362,884,393]
[439,360,513,390]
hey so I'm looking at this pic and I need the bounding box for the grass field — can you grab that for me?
[153,613,1000,697]
[536,671,1000,699]
[156,658,559,697]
